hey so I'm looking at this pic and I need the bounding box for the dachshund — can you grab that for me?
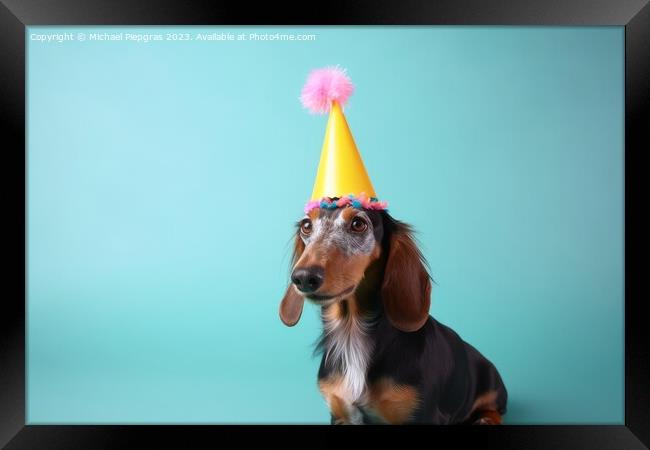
[279,204,508,425]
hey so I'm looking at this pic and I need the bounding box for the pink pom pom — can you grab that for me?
[300,66,354,114]
[336,197,352,207]
[357,192,369,206]
[304,200,321,214]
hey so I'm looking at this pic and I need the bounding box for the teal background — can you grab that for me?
[27,26,624,424]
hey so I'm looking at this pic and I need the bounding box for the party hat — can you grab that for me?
[300,66,388,214]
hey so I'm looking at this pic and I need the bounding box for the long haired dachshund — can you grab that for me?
[279,205,508,425]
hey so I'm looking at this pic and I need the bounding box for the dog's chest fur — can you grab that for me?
[318,301,377,423]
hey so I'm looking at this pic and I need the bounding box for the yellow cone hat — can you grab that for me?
[311,101,376,200]
[300,67,387,213]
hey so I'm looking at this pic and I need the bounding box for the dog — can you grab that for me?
[279,204,508,425]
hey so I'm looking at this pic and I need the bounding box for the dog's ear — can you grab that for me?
[381,222,431,332]
[279,233,305,327]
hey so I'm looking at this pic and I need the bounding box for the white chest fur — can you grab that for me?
[322,309,374,406]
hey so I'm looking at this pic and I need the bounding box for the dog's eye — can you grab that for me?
[300,219,313,235]
[351,217,368,233]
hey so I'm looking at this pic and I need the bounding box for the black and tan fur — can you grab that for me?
[279,206,507,425]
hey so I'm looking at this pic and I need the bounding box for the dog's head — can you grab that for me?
[279,206,431,332]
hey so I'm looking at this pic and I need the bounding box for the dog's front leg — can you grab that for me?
[324,394,352,424]
[320,377,365,424]
[321,392,365,425]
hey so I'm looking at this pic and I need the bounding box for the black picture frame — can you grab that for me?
[2,1,647,448]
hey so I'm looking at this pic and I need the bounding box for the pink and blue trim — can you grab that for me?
[304,193,388,214]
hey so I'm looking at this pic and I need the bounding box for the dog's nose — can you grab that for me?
[291,267,324,293]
